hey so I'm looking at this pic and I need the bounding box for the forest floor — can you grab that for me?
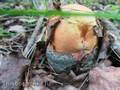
[0,0,120,90]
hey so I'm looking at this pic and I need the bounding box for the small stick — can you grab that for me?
[69,70,76,78]
[78,75,89,90]
[73,73,88,81]
[23,17,46,58]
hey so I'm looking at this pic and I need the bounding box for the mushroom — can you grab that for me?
[47,4,98,54]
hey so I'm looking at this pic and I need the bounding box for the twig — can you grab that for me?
[78,74,89,90]
[111,47,120,59]
[69,70,76,78]
[73,73,88,81]
[111,55,120,63]
[23,17,46,58]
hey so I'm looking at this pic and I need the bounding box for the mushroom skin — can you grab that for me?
[47,4,98,54]
[46,4,98,72]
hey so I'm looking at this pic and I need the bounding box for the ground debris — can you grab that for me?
[0,54,30,90]
[88,66,120,90]
[0,1,120,90]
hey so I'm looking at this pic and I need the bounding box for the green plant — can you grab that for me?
[0,9,120,20]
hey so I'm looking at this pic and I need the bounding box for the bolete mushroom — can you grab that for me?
[47,4,97,54]
[46,4,98,72]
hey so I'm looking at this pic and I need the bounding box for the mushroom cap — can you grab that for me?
[47,4,98,54]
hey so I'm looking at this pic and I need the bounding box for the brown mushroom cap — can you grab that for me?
[47,4,98,54]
